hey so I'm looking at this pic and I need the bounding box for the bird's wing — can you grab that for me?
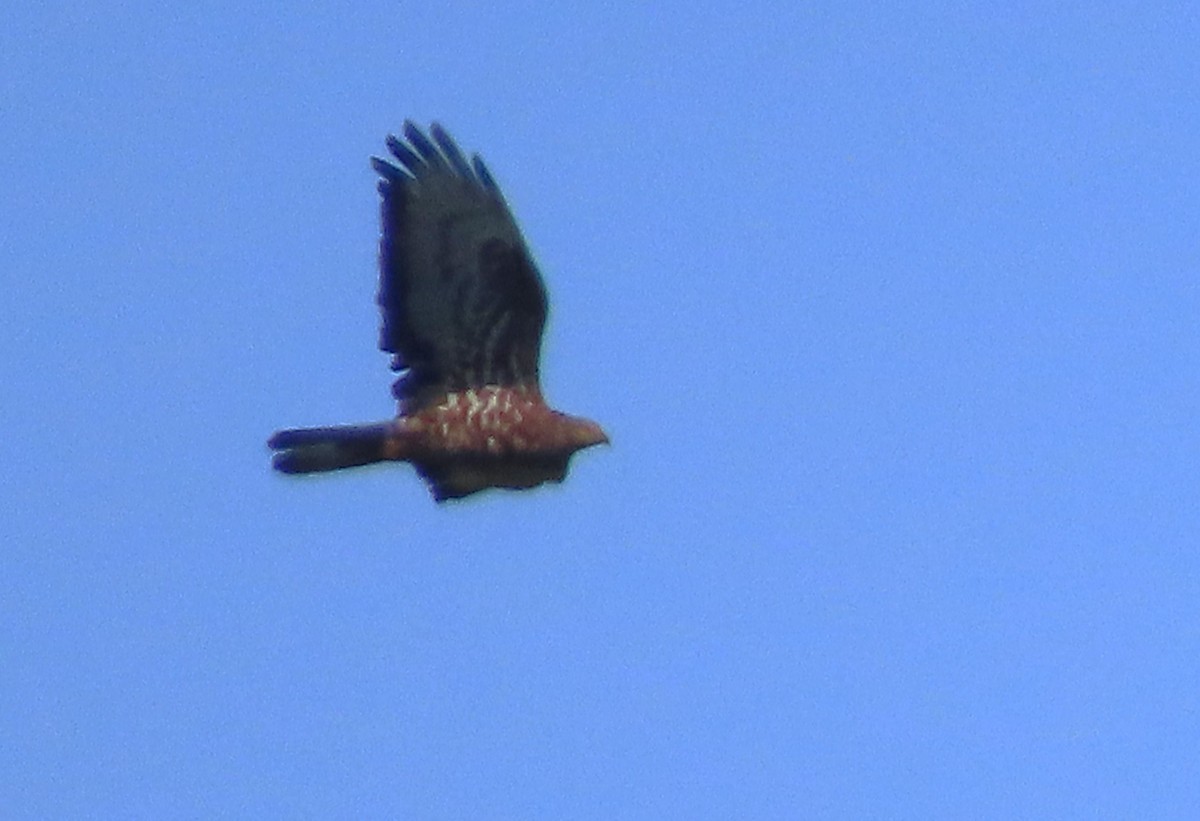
[371,122,549,414]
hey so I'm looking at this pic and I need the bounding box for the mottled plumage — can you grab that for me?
[268,122,607,501]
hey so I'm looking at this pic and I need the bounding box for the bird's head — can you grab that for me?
[561,414,610,452]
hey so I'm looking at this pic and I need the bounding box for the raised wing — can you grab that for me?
[371,122,548,413]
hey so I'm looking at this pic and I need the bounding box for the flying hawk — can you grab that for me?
[268,122,608,501]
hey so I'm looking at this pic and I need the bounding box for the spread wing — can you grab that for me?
[371,122,548,414]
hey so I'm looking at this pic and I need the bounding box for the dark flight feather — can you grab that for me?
[268,424,393,474]
[372,121,548,413]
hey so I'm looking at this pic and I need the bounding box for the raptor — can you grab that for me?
[268,122,608,501]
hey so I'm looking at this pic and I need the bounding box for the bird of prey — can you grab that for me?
[268,122,608,502]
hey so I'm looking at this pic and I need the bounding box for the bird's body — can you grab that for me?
[268,122,607,501]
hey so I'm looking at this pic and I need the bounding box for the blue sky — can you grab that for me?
[4,2,1198,817]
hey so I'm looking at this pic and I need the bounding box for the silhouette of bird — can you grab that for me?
[268,122,608,501]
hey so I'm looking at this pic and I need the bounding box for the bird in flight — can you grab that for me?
[268,122,608,501]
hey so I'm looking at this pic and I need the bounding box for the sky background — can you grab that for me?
[3,2,1199,817]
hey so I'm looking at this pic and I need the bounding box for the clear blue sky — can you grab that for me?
[4,2,1198,817]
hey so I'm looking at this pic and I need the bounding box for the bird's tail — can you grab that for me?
[268,423,395,474]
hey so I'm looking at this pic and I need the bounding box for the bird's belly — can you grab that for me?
[413,452,570,501]
[450,457,564,492]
